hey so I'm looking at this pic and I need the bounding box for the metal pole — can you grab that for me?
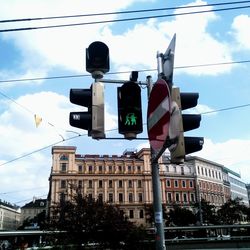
[147,76,166,250]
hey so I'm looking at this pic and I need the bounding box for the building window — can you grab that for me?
[173,166,177,173]
[139,209,144,219]
[98,165,102,172]
[61,180,66,188]
[182,180,186,188]
[60,163,67,172]
[129,210,134,219]
[98,193,103,203]
[174,180,178,188]
[108,193,113,203]
[189,180,193,188]
[201,167,204,175]
[128,165,132,173]
[167,180,171,187]
[109,180,112,188]
[109,165,113,173]
[78,180,82,189]
[175,193,180,202]
[181,166,184,175]
[167,192,172,202]
[197,166,200,175]
[205,168,208,176]
[137,166,141,172]
[118,165,122,173]
[99,180,103,188]
[78,165,83,173]
[88,180,92,188]
[119,193,123,203]
[183,193,188,203]
[89,165,93,173]
[166,165,169,172]
[129,193,133,202]
[138,193,143,202]
[60,192,65,202]
[118,180,123,188]
[60,155,68,161]
[190,193,195,202]
[137,180,142,188]
[128,180,133,188]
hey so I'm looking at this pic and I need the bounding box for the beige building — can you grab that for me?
[48,146,247,225]
[48,146,167,225]
[186,156,232,207]
[0,201,20,230]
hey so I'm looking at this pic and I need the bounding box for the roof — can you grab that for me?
[22,199,47,209]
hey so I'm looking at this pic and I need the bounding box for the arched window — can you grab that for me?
[60,154,68,161]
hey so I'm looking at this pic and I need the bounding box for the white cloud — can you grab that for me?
[185,104,216,115]
[196,138,250,183]
[0,0,238,83]
[0,90,117,205]
[0,92,73,157]
[231,15,250,50]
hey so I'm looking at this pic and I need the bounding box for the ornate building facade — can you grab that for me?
[48,146,167,225]
[48,146,248,225]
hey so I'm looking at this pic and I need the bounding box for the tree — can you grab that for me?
[145,204,168,226]
[217,198,248,224]
[194,199,218,225]
[166,204,196,226]
[47,193,146,249]
[18,210,46,230]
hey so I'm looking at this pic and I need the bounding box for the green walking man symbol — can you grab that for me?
[125,113,137,126]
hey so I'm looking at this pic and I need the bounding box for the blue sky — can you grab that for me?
[1,0,250,205]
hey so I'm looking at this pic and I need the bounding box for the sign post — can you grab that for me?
[147,78,171,250]
[147,34,176,250]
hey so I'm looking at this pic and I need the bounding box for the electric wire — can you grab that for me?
[1,101,250,168]
[0,186,48,195]
[1,5,250,33]
[0,59,249,84]
[1,1,249,24]
[200,103,250,115]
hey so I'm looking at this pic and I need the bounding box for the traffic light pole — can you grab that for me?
[147,76,166,250]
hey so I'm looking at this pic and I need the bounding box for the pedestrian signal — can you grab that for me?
[117,80,143,139]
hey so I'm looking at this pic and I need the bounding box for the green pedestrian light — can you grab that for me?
[117,72,143,139]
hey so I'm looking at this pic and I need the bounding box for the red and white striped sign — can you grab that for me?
[147,79,171,151]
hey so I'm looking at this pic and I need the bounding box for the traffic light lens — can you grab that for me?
[124,113,138,126]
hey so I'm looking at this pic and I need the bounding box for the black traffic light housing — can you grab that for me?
[117,72,143,139]
[69,82,105,139]
[170,87,204,163]
[86,41,110,79]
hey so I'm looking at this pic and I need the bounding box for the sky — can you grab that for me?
[1,0,250,206]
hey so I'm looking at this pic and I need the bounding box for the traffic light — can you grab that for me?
[86,41,110,79]
[169,87,204,163]
[117,72,143,139]
[69,82,105,139]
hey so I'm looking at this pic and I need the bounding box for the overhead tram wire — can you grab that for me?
[0,59,250,85]
[1,1,250,24]
[1,5,250,33]
[2,102,250,168]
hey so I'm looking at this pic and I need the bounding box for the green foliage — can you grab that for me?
[46,193,146,249]
[166,204,196,226]
[194,199,218,225]
[217,198,248,224]
[18,210,46,230]
[145,204,168,225]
